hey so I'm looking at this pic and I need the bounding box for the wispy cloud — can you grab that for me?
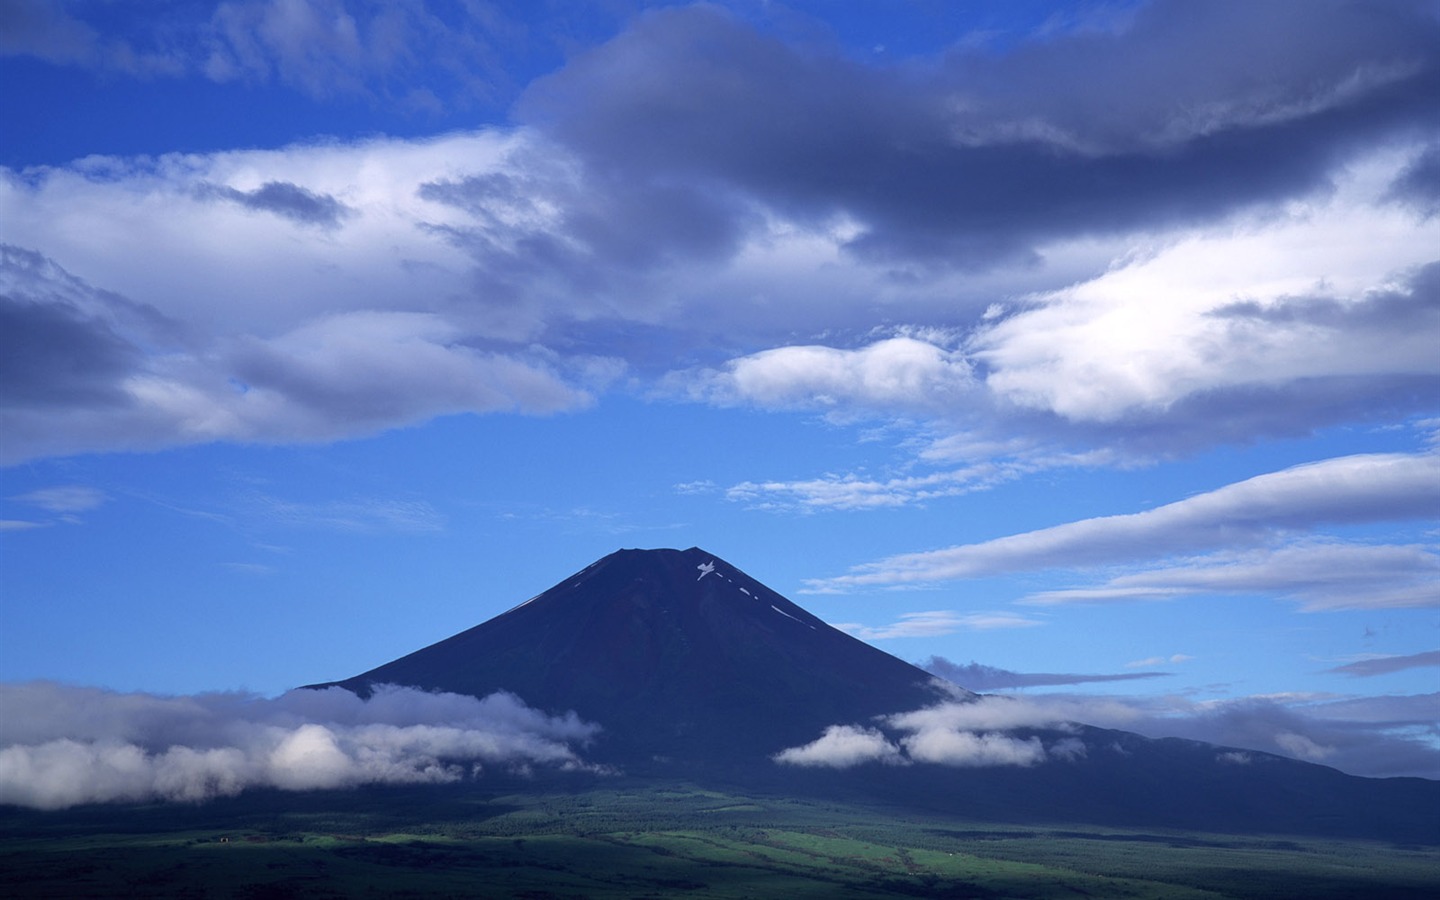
[1326,650,1440,678]
[0,682,602,810]
[1023,541,1440,611]
[0,0,528,106]
[920,657,1171,690]
[10,485,107,513]
[809,452,1440,591]
[244,493,446,533]
[832,610,1044,640]
[1126,654,1195,669]
[220,562,278,577]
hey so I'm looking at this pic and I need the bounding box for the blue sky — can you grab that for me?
[1,0,1438,796]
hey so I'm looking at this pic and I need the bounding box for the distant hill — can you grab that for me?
[308,547,1440,842]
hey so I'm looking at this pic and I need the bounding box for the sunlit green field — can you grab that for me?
[3,779,1436,898]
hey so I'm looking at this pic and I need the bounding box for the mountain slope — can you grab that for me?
[308,547,955,768]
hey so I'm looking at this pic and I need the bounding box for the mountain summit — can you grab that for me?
[308,547,955,768]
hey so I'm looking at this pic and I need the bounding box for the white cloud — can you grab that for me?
[777,689,1440,778]
[715,436,1122,513]
[242,492,446,534]
[1026,541,1440,611]
[771,725,905,768]
[10,485,108,512]
[900,729,1046,768]
[775,696,1116,771]
[973,148,1440,423]
[884,696,1140,734]
[1125,654,1194,668]
[810,452,1440,590]
[0,682,601,810]
[831,610,1043,639]
[702,337,976,414]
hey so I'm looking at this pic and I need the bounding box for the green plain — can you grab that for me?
[2,779,1436,898]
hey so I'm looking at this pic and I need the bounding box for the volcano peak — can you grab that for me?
[308,547,951,768]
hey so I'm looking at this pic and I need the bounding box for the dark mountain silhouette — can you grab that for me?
[308,547,1440,842]
[309,547,956,767]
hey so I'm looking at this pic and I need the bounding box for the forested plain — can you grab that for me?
[3,775,1436,899]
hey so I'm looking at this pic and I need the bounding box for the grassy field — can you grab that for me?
[2,778,1436,898]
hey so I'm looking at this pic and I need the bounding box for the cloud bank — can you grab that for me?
[915,657,1440,780]
[5,1,1439,468]
[774,695,1091,770]
[0,682,601,810]
[774,689,1440,779]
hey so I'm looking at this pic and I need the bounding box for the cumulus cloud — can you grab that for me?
[686,157,1440,456]
[5,1,1440,469]
[525,1,1440,268]
[0,241,598,464]
[901,730,1047,768]
[772,725,905,769]
[699,337,976,415]
[810,452,1440,590]
[0,682,601,810]
[775,695,1113,771]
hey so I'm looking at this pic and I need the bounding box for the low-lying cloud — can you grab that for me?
[918,660,1440,779]
[775,686,1440,779]
[0,682,601,810]
[774,695,1104,770]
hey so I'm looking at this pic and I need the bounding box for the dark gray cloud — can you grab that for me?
[519,1,1440,269]
[0,295,139,407]
[416,155,753,349]
[921,656,1170,691]
[0,244,174,410]
[1387,142,1440,216]
[196,180,352,228]
[1210,259,1440,331]
[1327,650,1440,677]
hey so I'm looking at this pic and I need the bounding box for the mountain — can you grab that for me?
[308,547,956,768]
[308,547,1440,841]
